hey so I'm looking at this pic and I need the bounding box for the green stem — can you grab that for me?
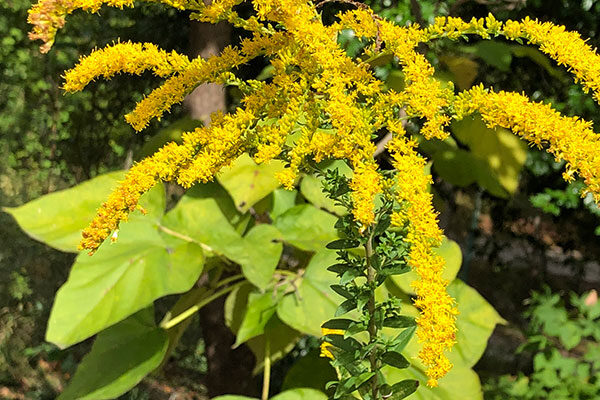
[262,337,271,400]
[160,281,244,330]
[215,273,245,288]
[365,232,379,400]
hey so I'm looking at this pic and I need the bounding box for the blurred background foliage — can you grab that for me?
[2,0,600,399]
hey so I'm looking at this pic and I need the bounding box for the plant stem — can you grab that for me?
[262,337,271,400]
[160,281,244,330]
[365,232,379,400]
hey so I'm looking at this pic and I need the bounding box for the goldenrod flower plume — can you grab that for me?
[387,132,458,387]
[63,42,190,92]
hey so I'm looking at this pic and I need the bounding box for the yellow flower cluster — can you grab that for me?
[27,0,196,53]
[387,130,458,387]
[454,85,600,200]
[30,0,600,386]
[63,42,191,92]
[320,327,344,360]
[423,14,600,103]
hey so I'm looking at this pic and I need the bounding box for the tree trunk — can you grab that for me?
[185,20,231,126]
[198,296,260,397]
[186,16,259,398]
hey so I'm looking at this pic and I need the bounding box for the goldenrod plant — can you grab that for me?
[9,0,600,398]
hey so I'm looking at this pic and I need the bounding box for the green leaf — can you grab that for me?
[277,250,342,336]
[386,70,405,91]
[391,326,416,353]
[509,45,566,80]
[247,316,301,374]
[225,284,300,373]
[46,219,205,347]
[300,174,346,215]
[558,321,582,350]
[161,182,242,247]
[335,299,357,316]
[321,318,354,330]
[269,188,298,220]
[392,237,462,294]
[451,115,527,196]
[474,41,512,72]
[58,308,168,400]
[327,239,360,250]
[383,364,482,400]
[271,388,328,400]
[389,380,419,399]
[217,153,286,212]
[397,280,505,369]
[282,349,337,392]
[4,170,164,252]
[446,280,506,367]
[233,224,283,289]
[274,205,338,252]
[135,117,203,160]
[225,283,254,334]
[382,351,410,369]
[384,316,416,329]
[162,183,282,289]
[421,138,507,198]
[233,290,279,347]
[439,55,479,90]
[299,160,351,215]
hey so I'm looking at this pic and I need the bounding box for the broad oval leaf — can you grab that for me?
[233,290,279,347]
[300,175,346,215]
[162,183,282,289]
[451,115,527,196]
[46,219,204,347]
[277,250,342,336]
[225,284,300,373]
[4,171,163,252]
[274,205,338,252]
[446,279,506,367]
[271,388,328,400]
[234,224,283,289]
[392,279,505,369]
[299,160,351,216]
[213,388,327,400]
[282,349,337,392]
[392,237,462,294]
[217,153,285,212]
[58,308,168,400]
[383,364,482,400]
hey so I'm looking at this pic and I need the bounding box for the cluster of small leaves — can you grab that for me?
[485,288,600,400]
[319,168,418,400]
[529,178,600,235]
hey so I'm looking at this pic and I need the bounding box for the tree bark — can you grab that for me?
[198,296,260,397]
[186,14,259,398]
[185,20,231,126]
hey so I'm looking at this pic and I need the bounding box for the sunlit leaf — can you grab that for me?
[274,205,338,252]
[277,250,342,336]
[58,308,168,400]
[4,171,163,252]
[218,153,286,212]
[46,220,204,347]
[392,238,462,294]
